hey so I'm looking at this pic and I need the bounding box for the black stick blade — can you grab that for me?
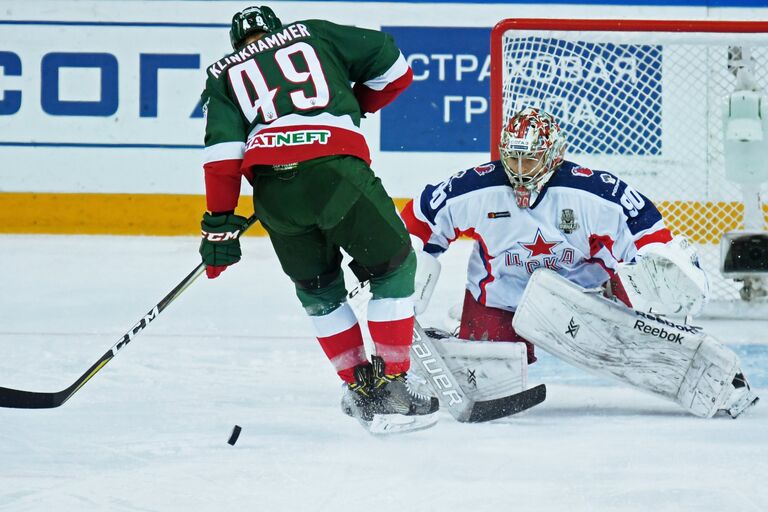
[0,351,113,409]
[466,384,546,423]
[0,387,68,409]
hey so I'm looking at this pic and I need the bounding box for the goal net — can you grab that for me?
[491,19,768,316]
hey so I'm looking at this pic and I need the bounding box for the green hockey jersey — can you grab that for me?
[201,20,412,212]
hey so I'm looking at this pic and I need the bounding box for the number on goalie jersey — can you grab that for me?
[402,107,673,363]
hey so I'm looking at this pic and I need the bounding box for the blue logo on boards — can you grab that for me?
[502,39,662,155]
[0,50,201,118]
[381,27,491,152]
[380,28,663,155]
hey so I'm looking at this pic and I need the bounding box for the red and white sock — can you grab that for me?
[310,302,367,383]
[367,297,414,375]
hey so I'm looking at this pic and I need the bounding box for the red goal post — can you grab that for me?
[490,19,768,309]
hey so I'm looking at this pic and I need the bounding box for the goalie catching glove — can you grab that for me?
[199,212,248,279]
[617,236,709,317]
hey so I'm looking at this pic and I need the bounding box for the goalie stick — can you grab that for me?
[412,320,546,422]
[0,215,259,409]
[347,280,546,422]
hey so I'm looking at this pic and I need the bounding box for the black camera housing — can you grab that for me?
[721,232,768,275]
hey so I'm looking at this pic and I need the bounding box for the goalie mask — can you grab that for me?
[230,6,282,50]
[499,107,567,208]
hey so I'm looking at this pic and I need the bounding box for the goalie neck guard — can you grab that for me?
[230,5,283,50]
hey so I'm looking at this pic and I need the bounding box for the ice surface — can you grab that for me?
[1,235,766,512]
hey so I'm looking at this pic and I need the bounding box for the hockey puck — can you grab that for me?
[227,425,242,446]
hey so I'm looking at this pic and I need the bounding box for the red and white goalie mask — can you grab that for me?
[498,107,567,208]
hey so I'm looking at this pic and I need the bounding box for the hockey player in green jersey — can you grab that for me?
[198,6,438,434]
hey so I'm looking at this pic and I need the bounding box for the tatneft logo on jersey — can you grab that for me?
[246,130,331,149]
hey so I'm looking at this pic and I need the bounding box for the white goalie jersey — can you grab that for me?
[402,159,675,312]
[401,159,755,419]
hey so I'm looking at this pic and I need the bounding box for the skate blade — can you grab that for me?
[366,411,439,435]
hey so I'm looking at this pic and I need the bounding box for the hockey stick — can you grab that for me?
[346,280,546,422]
[412,320,546,422]
[0,215,259,409]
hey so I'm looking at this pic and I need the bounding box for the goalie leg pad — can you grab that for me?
[513,269,743,417]
[676,337,740,418]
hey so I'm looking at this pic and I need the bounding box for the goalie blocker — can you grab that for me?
[513,269,758,418]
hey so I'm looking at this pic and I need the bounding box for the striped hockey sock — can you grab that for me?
[367,297,415,375]
[311,302,368,383]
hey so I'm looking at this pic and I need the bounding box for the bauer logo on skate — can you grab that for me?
[246,130,330,149]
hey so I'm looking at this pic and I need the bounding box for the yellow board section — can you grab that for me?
[1,192,765,240]
[0,192,413,236]
[658,201,768,244]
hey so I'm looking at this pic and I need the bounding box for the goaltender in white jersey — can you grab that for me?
[402,107,758,419]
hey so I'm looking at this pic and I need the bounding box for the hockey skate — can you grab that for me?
[341,356,439,435]
[341,363,376,420]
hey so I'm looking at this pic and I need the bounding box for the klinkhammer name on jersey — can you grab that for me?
[247,130,330,149]
[208,23,312,78]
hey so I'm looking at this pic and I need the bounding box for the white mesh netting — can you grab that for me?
[496,26,768,314]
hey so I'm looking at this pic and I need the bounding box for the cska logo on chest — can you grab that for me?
[505,228,575,274]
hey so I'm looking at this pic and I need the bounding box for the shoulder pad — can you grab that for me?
[548,161,662,230]
[418,161,509,223]
[549,161,626,200]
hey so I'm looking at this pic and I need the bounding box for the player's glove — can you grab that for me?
[199,212,248,279]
